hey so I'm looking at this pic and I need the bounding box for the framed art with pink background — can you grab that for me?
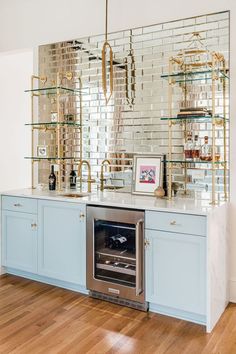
[132,155,163,195]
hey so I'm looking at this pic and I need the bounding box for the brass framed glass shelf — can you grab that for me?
[25,157,78,161]
[164,160,226,165]
[160,115,228,122]
[161,69,229,83]
[24,86,86,95]
[25,122,82,128]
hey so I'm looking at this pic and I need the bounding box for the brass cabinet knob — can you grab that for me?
[80,212,85,220]
[144,239,150,247]
[170,220,177,225]
[31,223,37,229]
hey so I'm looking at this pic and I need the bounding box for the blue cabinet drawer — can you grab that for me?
[2,196,37,214]
[145,211,206,236]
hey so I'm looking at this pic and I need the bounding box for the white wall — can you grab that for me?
[0,0,233,52]
[0,0,235,301]
[0,50,33,191]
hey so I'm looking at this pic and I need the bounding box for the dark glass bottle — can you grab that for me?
[163,154,167,197]
[49,165,56,191]
[104,235,114,249]
[70,168,77,190]
[114,235,127,249]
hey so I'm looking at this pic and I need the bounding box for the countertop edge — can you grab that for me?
[1,189,229,216]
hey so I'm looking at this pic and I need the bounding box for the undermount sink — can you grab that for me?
[59,193,89,198]
[104,186,124,190]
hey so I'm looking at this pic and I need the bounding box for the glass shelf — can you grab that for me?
[25,86,85,95]
[24,157,78,161]
[164,160,226,165]
[161,69,229,83]
[25,122,82,127]
[160,115,228,121]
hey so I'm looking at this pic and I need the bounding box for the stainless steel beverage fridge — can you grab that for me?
[86,206,147,311]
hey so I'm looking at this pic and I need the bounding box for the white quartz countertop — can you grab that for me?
[1,188,228,216]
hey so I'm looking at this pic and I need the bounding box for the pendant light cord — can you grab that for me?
[105,0,108,42]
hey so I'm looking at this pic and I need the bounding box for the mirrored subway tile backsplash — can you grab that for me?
[38,11,229,199]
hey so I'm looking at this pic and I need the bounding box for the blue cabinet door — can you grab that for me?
[38,200,86,286]
[145,229,206,315]
[2,210,38,273]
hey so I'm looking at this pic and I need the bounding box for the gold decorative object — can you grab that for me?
[154,186,165,198]
[102,0,113,104]
[40,76,47,85]
[65,71,73,81]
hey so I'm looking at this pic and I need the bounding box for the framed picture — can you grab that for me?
[37,145,49,158]
[50,112,58,122]
[132,154,163,195]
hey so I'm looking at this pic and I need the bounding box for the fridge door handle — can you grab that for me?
[136,219,144,296]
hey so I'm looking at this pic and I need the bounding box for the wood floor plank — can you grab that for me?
[0,274,235,354]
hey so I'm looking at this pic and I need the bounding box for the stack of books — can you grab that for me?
[177,107,212,118]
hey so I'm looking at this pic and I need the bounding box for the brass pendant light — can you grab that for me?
[125,29,136,107]
[102,0,113,104]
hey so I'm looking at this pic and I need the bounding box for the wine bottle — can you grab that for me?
[104,235,116,249]
[163,154,167,197]
[70,168,77,190]
[114,235,127,249]
[49,165,56,191]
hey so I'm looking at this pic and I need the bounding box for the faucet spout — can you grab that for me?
[78,160,92,193]
[100,159,111,191]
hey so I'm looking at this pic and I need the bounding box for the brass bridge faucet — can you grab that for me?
[78,160,94,193]
[100,159,111,191]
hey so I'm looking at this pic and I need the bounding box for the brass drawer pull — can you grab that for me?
[13,203,22,207]
[170,220,177,225]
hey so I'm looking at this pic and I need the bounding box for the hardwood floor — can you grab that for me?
[0,275,235,354]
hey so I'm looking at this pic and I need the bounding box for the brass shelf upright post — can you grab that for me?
[222,57,228,201]
[30,75,47,189]
[211,53,216,205]
[167,58,174,199]
[31,75,35,189]
[56,72,62,191]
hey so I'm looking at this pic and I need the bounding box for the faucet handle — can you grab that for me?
[87,178,96,183]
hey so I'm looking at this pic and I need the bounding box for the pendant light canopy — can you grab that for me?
[102,0,113,104]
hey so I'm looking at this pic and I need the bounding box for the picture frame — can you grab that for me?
[37,145,49,158]
[50,112,58,122]
[132,154,163,195]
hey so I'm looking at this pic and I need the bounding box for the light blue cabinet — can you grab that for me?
[2,210,37,273]
[145,229,206,317]
[38,200,86,286]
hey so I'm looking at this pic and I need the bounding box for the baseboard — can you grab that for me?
[149,303,206,326]
[4,268,89,296]
[0,266,6,275]
[230,279,236,303]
